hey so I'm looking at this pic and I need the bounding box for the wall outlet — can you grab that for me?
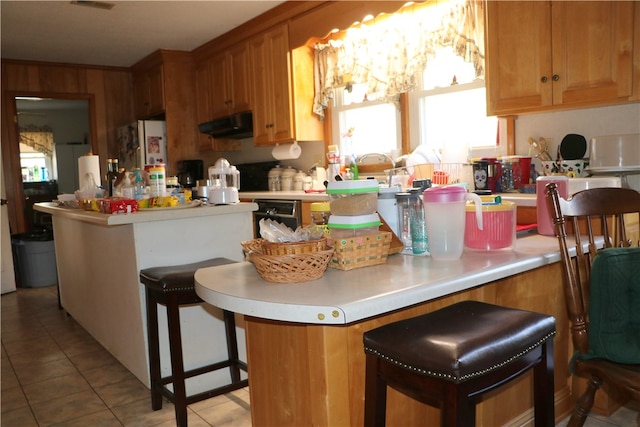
[314,155,324,166]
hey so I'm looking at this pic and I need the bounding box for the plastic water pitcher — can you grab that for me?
[423,186,483,261]
[536,176,568,236]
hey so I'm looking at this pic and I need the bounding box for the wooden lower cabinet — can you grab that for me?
[243,263,577,426]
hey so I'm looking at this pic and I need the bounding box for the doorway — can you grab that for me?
[1,93,95,235]
[17,97,91,231]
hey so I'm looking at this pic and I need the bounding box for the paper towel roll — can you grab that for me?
[272,142,302,160]
[78,154,102,189]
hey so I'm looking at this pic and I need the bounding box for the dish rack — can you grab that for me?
[386,163,472,187]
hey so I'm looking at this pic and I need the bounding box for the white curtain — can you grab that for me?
[313,0,485,118]
[19,125,54,156]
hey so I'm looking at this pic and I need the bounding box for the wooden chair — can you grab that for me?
[545,183,640,427]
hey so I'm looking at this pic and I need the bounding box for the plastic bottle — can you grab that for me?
[408,189,428,255]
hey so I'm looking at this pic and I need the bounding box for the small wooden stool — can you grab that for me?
[140,258,248,427]
[363,300,556,426]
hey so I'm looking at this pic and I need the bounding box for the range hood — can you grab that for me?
[198,111,253,139]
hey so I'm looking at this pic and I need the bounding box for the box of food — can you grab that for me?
[99,197,138,214]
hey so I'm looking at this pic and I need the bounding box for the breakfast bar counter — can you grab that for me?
[34,202,257,391]
[195,234,579,426]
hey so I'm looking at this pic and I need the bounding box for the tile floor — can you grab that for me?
[1,285,251,426]
[2,285,638,426]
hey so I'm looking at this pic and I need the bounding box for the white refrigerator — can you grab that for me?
[117,120,167,171]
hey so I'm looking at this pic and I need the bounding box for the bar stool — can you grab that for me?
[363,300,556,426]
[140,258,248,427]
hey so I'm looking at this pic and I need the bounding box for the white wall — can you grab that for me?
[514,103,640,167]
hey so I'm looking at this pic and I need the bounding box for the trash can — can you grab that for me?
[11,231,58,288]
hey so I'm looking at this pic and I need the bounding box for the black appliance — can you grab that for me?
[176,159,204,187]
[235,161,279,191]
[198,111,253,139]
[253,199,302,239]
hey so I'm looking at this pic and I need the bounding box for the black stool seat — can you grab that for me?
[140,257,248,427]
[363,300,556,426]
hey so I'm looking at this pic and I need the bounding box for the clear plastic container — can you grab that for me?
[328,213,381,238]
[326,181,379,215]
[310,202,331,225]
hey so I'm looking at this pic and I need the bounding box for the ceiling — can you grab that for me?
[1,1,285,68]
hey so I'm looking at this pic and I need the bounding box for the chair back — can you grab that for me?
[545,183,640,355]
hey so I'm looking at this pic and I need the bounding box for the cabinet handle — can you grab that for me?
[540,76,548,83]
[552,74,560,81]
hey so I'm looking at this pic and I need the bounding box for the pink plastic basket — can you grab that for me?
[464,201,516,251]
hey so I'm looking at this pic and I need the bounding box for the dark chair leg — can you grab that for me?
[166,293,188,427]
[223,309,241,383]
[568,374,602,427]
[441,382,475,427]
[364,353,387,427]
[145,289,163,411]
[533,340,555,427]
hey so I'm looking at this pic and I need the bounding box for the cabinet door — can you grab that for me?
[551,1,634,105]
[195,60,213,151]
[250,34,275,145]
[485,1,553,115]
[133,64,165,119]
[210,53,230,119]
[266,25,294,143]
[228,43,252,114]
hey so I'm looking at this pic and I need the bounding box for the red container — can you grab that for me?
[464,198,516,251]
[536,176,568,236]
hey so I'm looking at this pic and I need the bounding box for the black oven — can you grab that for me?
[253,199,302,238]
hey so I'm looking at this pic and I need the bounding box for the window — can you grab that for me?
[331,48,497,164]
[410,48,498,163]
[331,83,401,160]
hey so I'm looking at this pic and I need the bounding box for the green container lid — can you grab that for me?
[328,213,381,229]
[326,180,379,195]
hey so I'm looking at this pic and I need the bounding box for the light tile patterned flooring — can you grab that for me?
[2,285,638,426]
[1,285,251,426]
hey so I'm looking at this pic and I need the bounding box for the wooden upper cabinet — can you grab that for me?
[132,50,199,172]
[250,24,294,145]
[133,61,165,119]
[250,24,323,146]
[210,43,252,119]
[195,59,213,151]
[485,1,635,116]
[194,58,242,152]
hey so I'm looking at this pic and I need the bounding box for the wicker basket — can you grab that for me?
[327,232,392,271]
[247,249,334,283]
[241,238,334,283]
[262,237,328,255]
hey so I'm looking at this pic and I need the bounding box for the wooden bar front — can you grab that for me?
[244,263,574,426]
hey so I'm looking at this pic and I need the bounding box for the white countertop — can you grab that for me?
[195,233,572,325]
[34,201,258,226]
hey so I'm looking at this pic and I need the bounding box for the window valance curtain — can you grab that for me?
[19,125,54,156]
[313,0,485,118]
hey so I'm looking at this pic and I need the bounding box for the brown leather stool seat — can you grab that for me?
[140,258,248,427]
[363,300,556,426]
